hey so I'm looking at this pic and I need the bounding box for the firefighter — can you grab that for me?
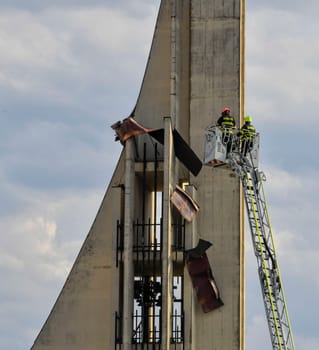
[238,115,256,156]
[216,107,236,153]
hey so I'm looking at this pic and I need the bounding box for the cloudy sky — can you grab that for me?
[1,1,318,349]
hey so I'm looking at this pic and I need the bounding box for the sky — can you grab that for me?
[0,1,318,349]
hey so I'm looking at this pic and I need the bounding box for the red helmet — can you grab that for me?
[221,107,231,113]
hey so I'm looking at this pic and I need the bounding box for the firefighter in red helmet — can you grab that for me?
[216,107,236,153]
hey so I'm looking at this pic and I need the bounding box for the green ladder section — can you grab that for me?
[229,155,296,350]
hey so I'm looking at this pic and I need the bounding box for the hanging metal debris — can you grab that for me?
[170,185,200,222]
[185,240,223,313]
[111,117,202,176]
[185,239,212,258]
[149,128,203,176]
[111,116,156,143]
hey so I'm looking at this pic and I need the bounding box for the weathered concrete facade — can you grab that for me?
[189,1,245,349]
[31,0,245,349]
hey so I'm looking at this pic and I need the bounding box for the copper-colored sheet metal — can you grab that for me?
[111,117,156,143]
[186,253,223,313]
[170,184,200,222]
[112,118,203,176]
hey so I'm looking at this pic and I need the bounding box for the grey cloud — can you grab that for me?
[0,6,155,99]
[246,4,319,129]
[0,6,155,130]
[257,126,319,172]
[1,119,121,190]
[247,0,319,13]
[0,6,152,194]
[0,265,65,349]
[0,0,159,19]
[0,190,27,216]
[0,0,104,9]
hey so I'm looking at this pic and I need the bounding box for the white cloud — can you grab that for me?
[252,165,319,280]
[246,8,319,124]
[0,253,24,271]
[263,166,302,195]
[0,6,157,105]
[0,214,68,281]
[248,0,319,15]
[0,185,103,349]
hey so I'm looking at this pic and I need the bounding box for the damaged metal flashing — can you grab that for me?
[111,116,156,143]
[185,240,223,313]
[170,184,200,222]
[185,239,212,258]
[149,128,202,176]
[111,117,202,176]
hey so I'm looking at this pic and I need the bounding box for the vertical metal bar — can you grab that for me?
[142,142,146,265]
[153,143,158,349]
[135,219,139,257]
[120,222,123,264]
[154,143,158,249]
[182,220,185,252]
[116,220,119,268]
[148,218,151,263]
[160,212,163,255]
[141,143,147,350]
[182,278,185,347]
[115,311,118,350]
[143,143,147,226]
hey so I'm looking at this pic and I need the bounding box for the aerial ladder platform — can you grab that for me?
[204,126,296,350]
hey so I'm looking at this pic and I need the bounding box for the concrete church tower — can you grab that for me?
[31,0,245,349]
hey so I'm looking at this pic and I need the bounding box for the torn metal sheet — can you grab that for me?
[185,239,212,258]
[149,128,202,176]
[111,118,203,176]
[111,117,156,143]
[172,129,202,176]
[185,252,223,313]
[170,184,200,222]
[148,128,164,144]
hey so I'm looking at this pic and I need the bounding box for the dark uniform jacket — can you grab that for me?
[216,114,236,129]
[239,122,256,140]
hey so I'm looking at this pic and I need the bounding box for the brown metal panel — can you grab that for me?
[186,253,224,313]
[111,117,156,143]
[170,185,200,222]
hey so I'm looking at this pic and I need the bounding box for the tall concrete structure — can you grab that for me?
[31,1,245,349]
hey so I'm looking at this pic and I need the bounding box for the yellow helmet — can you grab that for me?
[244,115,252,123]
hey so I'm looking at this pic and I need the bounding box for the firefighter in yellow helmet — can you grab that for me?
[216,107,236,153]
[238,116,256,156]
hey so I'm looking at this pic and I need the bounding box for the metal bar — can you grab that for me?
[116,220,119,268]
[152,142,158,347]
[115,312,118,350]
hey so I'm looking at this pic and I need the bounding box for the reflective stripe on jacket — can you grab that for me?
[216,115,236,130]
[239,123,256,140]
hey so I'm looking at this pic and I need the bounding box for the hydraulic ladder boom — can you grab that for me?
[203,126,296,350]
[229,154,295,350]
